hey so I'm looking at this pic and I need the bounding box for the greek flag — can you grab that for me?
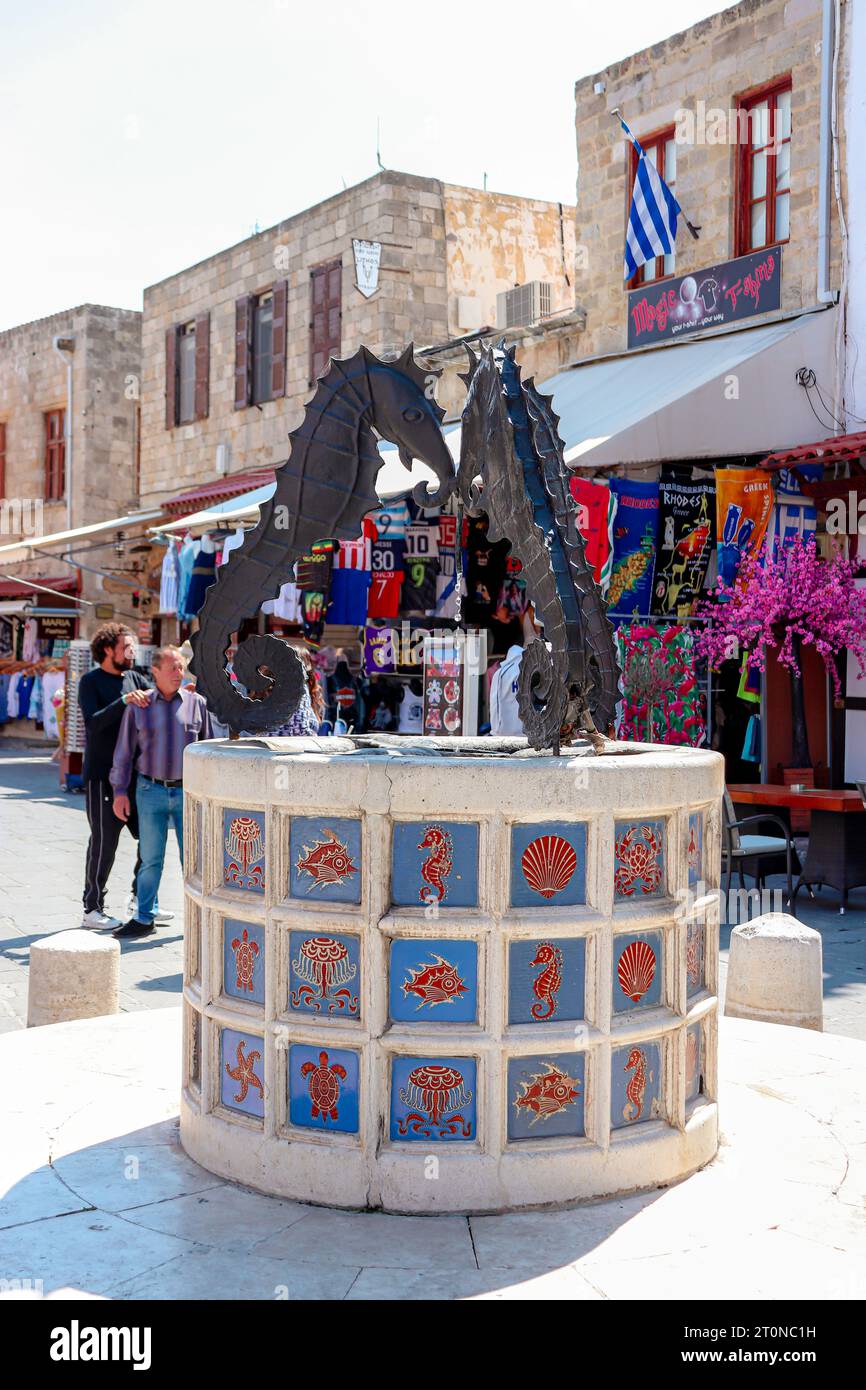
[621,117,683,281]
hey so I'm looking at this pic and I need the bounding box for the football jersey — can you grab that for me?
[326,570,371,626]
[367,570,404,619]
[402,557,439,613]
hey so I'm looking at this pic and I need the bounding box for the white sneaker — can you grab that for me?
[82,910,121,931]
[127,898,174,924]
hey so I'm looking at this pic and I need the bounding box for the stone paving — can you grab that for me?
[1,747,864,1037]
[0,1008,863,1300]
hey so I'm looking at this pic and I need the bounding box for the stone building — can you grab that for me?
[573,0,846,360]
[0,305,143,628]
[138,170,577,507]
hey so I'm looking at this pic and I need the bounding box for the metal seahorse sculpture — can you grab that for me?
[457,344,619,752]
[190,346,455,731]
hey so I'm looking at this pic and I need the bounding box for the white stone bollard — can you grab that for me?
[27,929,120,1028]
[725,913,823,1031]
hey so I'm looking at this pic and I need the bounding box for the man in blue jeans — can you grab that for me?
[110,645,213,939]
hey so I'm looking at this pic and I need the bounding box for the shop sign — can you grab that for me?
[36,613,77,641]
[352,239,381,298]
[94,604,115,620]
[422,630,485,737]
[626,246,783,348]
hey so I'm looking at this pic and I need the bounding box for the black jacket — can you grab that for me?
[78,666,152,782]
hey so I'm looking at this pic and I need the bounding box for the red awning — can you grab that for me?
[758,430,866,471]
[161,469,277,518]
[0,575,79,599]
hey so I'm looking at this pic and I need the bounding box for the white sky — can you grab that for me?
[0,0,732,332]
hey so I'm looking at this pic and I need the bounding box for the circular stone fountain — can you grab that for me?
[180,735,722,1214]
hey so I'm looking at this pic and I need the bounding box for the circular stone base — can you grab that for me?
[180,736,723,1213]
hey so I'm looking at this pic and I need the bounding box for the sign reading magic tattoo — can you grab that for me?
[627,247,782,348]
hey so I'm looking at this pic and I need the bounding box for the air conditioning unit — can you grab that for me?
[496,281,552,330]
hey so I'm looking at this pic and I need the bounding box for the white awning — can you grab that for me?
[0,508,163,562]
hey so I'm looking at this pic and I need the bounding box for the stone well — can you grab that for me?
[180,736,723,1214]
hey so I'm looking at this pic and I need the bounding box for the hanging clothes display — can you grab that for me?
[396,679,425,734]
[367,499,411,541]
[364,623,397,675]
[715,467,774,586]
[177,537,200,620]
[261,582,303,623]
[159,539,181,613]
[219,528,246,567]
[650,466,716,619]
[569,477,616,591]
[614,622,705,747]
[184,533,218,616]
[41,670,65,740]
[22,619,39,663]
[607,478,660,619]
[326,659,362,727]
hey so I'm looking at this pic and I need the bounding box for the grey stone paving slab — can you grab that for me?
[108,1246,361,1301]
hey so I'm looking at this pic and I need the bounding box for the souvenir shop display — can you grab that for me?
[607,478,660,619]
[614,622,706,748]
[422,631,486,738]
[650,466,716,619]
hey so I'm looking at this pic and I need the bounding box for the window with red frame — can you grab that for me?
[44,409,65,500]
[736,80,791,255]
[627,128,677,287]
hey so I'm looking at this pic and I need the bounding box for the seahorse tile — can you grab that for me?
[613,819,666,900]
[390,1055,477,1142]
[288,929,361,1019]
[687,811,703,889]
[610,1040,663,1129]
[389,938,478,1024]
[220,1027,265,1120]
[289,817,361,903]
[686,1023,703,1103]
[223,808,266,894]
[612,930,663,1014]
[508,938,586,1025]
[686,919,705,998]
[390,821,479,908]
[510,823,587,908]
[223,918,265,1006]
[507,1051,586,1141]
[288,1044,360,1134]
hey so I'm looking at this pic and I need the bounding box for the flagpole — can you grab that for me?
[611,107,701,239]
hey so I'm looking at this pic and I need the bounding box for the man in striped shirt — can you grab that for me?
[110,645,213,939]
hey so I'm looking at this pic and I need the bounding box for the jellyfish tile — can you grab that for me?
[390,1056,477,1141]
[288,929,361,1019]
[223,808,266,894]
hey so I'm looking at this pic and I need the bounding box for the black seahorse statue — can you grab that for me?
[457,344,619,753]
[189,345,455,731]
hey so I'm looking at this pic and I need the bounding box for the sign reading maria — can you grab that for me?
[627,246,783,349]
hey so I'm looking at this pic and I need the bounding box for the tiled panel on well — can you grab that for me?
[686,1022,703,1102]
[612,930,663,1014]
[220,1026,265,1119]
[223,918,265,1005]
[389,938,478,1023]
[288,929,361,1018]
[507,1051,586,1141]
[610,1040,663,1129]
[687,919,706,997]
[508,937,586,1024]
[186,901,201,984]
[290,816,362,903]
[223,808,266,894]
[390,1056,477,1141]
[391,821,479,908]
[614,819,666,900]
[687,811,703,889]
[510,823,587,907]
[288,1044,360,1133]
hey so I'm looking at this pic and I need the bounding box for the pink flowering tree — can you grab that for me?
[695,536,866,768]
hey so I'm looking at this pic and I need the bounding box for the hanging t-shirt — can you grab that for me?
[326,661,362,726]
[41,671,65,741]
[607,478,660,619]
[261,582,303,623]
[363,679,400,731]
[405,523,439,561]
[335,537,371,571]
[367,570,404,620]
[397,683,425,734]
[327,569,371,626]
[159,540,181,613]
[489,645,525,736]
[364,623,398,675]
[368,500,411,541]
[435,572,459,619]
[371,537,405,576]
[464,515,508,626]
[569,477,615,591]
[302,591,327,647]
[16,674,36,719]
[402,557,439,614]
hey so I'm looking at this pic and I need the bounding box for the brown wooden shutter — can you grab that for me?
[165,325,179,429]
[270,280,288,399]
[234,296,253,409]
[309,259,341,385]
[194,312,210,420]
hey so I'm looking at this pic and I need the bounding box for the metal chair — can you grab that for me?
[722,789,796,916]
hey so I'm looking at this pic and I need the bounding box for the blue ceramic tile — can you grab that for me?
[390,1056,477,1141]
[686,1023,702,1102]
[223,808,266,894]
[508,938,585,1024]
[389,939,478,1023]
[687,919,705,997]
[614,819,666,900]
[290,816,362,902]
[687,812,703,889]
[223,919,265,1005]
[612,930,663,1014]
[391,822,479,908]
[610,1040,663,1129]
[221,1027,265,1119]
[289,930,360,1018]
[289,1044,360,1133]
[507,1052,585,1140]
[510,823,587,907]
